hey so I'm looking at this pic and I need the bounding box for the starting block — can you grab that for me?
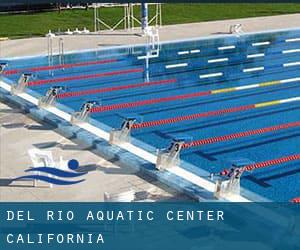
[38,86,65,108]
[0,62,7,74]
[11,73,32,95]
[229,24,243,35]
[156,135,192,170]
[214,158,254,199]
[214,169,242,199]
[71,101,99,124]
[109,114,143,145]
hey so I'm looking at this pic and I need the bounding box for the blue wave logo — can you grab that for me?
[13,159,86,185]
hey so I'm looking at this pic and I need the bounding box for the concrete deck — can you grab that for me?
[0,14,299,201]
[0,14,299,58]
[0,101,190,201]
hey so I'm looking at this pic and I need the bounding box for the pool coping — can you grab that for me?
[3,26,299,61]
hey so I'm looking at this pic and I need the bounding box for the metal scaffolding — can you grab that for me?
[93,3,162,32]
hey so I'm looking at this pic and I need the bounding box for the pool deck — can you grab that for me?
[1,13,299,58]
[0,101,191,201]
[0,14,299,202]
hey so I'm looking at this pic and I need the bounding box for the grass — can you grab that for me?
[0,3,300,39]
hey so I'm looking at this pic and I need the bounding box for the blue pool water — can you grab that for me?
[2,28,300,201]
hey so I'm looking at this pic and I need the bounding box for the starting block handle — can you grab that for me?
[38,86,64,108]
[11,73,32,95]
[121,117,136,130]
[213,164,246,199]
[109,117,138,145]
[71,100,99,124]
[0,62,8,74]
[156,139,185,170]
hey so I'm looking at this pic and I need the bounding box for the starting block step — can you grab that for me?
[109,113,143,145]
[156,134,193,170]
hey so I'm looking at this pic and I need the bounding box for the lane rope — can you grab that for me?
[219,154,300,179]
[28,68,143,86]
[3,59,118,75]
[133,105,254,129]
[291,197,300,203]
[90,77,300,113]
[182,121,300,148]
[131,96,300,129]
[91,90,212,112]
[241,154,300,172]
[57,78,177,98]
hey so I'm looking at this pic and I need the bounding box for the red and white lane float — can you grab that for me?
[291,197,300,203]
[90,77,300,114]
[154,121,300,170]
[57,78,177,99]
[3,58,117,76]
[108,97,300,146]
[28,68,143,86]
[215,154,300,200]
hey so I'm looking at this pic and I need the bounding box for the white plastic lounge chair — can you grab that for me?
[27,148,69,188]
[103,190,135,202]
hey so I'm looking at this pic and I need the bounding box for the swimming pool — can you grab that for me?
[1,28,300,202]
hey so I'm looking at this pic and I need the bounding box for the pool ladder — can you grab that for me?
[47,36,53,75]
[144,27,160,82]
[47,36,65,75]
[145,26,160,56]
[58,38,65,69]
